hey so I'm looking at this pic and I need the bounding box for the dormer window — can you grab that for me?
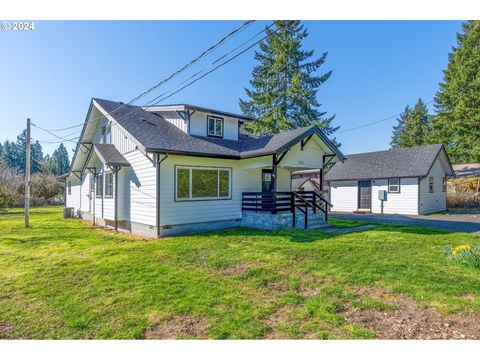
[207,116,223,138]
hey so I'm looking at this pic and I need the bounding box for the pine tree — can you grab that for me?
[398,99,431,148]
[431,20,480,163]
[239,21,339,142]
[390,105,411,149]
[50,143,70,175]
[13,130,44,174]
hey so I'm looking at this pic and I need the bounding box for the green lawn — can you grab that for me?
[0,206,479,339]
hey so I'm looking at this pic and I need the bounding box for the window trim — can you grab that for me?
[96,174,104,198]
[429,176,434,193]
[388,178,401,193]
[104,172,113,198]
[174,165,232,202]
[206,115,224,138]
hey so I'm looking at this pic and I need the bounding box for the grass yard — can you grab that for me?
[1,206,480,339]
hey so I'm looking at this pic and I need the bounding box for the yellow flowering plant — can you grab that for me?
[444,243,480,269]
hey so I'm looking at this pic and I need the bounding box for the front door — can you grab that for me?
[262,169,273,192]
[358,181,372,209]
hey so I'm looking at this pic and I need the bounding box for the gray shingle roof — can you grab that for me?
[93,144,130,167]
[93,98,344,160]
[325,144,448,181]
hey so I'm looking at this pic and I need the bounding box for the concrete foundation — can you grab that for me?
[241,210,326,230]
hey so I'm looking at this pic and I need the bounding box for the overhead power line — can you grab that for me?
[31,122,79,143]
[32,20,256,138]
[337,100,434,134]
[64,21,274,132]
[144,23,275,106]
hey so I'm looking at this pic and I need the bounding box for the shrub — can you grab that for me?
[444,244,480,269]
[0,186,14,212]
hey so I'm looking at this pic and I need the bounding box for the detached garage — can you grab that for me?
[325,144,455,215]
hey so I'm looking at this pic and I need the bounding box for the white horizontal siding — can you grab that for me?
[329,180,358,212]
[80,174,91,213]
[159,155,272,226]
[277,167,292,191]
[189,112,239,140]
[420,157,447,214]
[371,178,419,215]
[66,176,82,210]
[281,136,324,169]
[123,150,157,226]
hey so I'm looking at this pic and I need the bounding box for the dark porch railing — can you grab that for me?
[242,191,332,229]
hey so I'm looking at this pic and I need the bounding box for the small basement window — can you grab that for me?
[429,177,434,193]
[207,116,223,138]
[105,172,113,198]
[96,174,103,197]
[388,178,400,193]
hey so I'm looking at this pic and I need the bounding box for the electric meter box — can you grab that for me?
[378,190,387,201]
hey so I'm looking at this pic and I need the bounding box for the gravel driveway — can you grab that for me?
[331,212,480,234]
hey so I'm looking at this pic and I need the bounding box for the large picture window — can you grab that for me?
[96,174,103,197]
[388,178,400,193]
[176,166,231,201]
[207,116,223,138]
[105,172,113,198]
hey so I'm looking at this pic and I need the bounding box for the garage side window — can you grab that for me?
[388,178,400,193]
[176,166,231,200]
[429,177,434,193]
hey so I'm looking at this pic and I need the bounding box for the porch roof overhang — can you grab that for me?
[93,144,131,168]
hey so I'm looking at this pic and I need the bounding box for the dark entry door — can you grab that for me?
[358,181,372,209]
[262,169,273,192]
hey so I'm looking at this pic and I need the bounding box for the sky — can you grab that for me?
[0,20,463,157]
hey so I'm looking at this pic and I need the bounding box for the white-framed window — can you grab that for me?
[96,174,103,197]
[102,124,111,144]
[429,177,434,193]
[105,172,113,198]
[207,116,223,138]
[175,166,231,201]
[388,178,400,193]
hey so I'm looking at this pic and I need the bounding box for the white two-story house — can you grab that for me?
[65,98,344,237]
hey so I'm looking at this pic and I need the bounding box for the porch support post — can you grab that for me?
[272,155,278,192]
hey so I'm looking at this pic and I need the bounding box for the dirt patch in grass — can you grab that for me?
[221,262,251,275]
[343,287,480,339]
[144,315,208,339]
[265,305,299,339]
[0,323,13,338]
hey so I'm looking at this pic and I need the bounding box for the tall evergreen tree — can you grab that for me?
[13,130,44,174]
[390,105,411,149]
[398,98,431,148]
[431,20,480,163]
[50,143,70,175]
[239,21,338,142]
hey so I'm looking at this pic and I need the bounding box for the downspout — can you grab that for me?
[156,153,169,237]
[114,166,119,232]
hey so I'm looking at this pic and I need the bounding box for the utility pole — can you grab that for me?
[25,118,31,228]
